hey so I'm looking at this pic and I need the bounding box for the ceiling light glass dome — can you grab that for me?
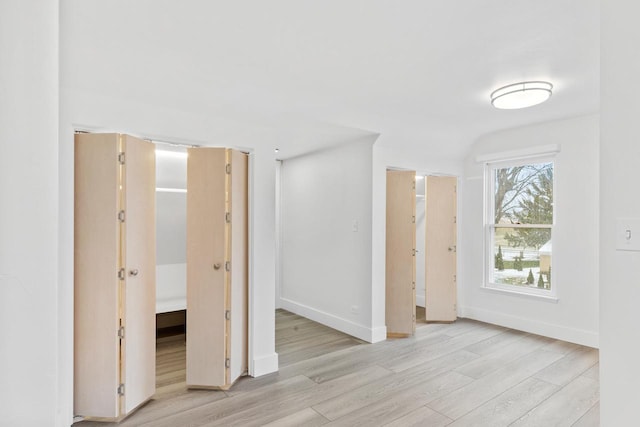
[491,81,553,109]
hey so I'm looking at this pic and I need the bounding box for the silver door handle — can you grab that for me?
[128,269,139,277]
[448,246,457,252]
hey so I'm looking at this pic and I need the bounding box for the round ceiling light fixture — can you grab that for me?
[490,81,553,109]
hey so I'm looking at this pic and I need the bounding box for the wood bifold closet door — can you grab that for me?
[75,137,249,419]
[187,147,248,389]
[74,133,156,420]
[385,169,417,337]
[425,176,457,322]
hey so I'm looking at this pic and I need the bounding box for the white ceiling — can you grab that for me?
[61,0,599,160]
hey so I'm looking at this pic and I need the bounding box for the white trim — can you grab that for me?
[370,326,387,343]
[251,353,279,377]
[156,298,187,313]
[274,160,283,310]
[247,151,256,377]
[156,187,187,193]
[484,156,556,299]
[460,306,598,348]
[475,144,560,163]
[480,285,558,302]
[280,297,381,343]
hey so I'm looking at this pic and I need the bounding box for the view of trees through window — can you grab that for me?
[491,161,553,290]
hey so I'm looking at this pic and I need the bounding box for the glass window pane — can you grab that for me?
[494,162,553,225]
[492,228,552,290]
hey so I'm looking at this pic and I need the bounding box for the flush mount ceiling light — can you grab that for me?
[490,81,553,109]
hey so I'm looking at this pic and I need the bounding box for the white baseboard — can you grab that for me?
[370,326,387,343]
[279,297,381,343]
[251,352,279,377]
[460,306,599,348]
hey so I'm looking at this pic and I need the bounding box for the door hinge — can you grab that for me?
[118,152,125,165]
[118,268,125,280]
[226,163,231,174]
[117,326,125,340]
[412,248,416,256]
[225,310,231,320]
[412,314,416,322]
[453,274,457,282]
[453,303,457,312]
[453,215,457,224]
[412,215,416,223]
[225,261,231,271]
[225,358,231,369]
[118,210,125,223]
[412,281,415,290]
[225,212,231,223]
[412,181,416,190]
[117,383,125,396]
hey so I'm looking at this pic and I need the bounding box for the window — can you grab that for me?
[485,157,554,296]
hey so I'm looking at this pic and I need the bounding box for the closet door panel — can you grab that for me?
[229,150,248,383]
[123,135,157,412]
[187,147,227,387]
[74,133,120,418]
[386,169,417,336]
[425,176,457,322]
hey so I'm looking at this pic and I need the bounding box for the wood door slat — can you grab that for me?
[123,135,157,412]
[186,147,227,388]
[425,176,457,322]
[74,133,121,418]
[386,170,417,336]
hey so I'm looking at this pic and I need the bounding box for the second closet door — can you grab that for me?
[385,169,417,336]
[122,135,157,413]
[186,147,228,388]
[186,147,248,389]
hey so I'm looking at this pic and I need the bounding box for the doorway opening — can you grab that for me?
[154,145,188,399]
[385,170,458,338]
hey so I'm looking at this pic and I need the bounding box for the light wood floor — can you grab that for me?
[76,308,599,426]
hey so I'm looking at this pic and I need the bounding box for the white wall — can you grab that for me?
[156,192,187,311]
[600,2,640,424]
[460,114,599,347]
[279,139,376,341]
[156,264,187,313]
[156,153,188,312]
[156,192,187,266]
[0,1,60,426]
[371,141,463,342]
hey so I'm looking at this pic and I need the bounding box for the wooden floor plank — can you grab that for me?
[455,334,553,379]
[145,375,317,427]
[534,347,599,386]
[207,365,392,426]
[447,377,559,427]
[383,406,453,427]
[572,402,600,427]
[325,371,473,426]
[427,349,564,419]
[73,309,600,427]
[581,363,600,381]
[511,376,600,427]
[313,350,478,421]
[262,408,329,427]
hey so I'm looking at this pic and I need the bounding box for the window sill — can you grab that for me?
[481,285,559,303]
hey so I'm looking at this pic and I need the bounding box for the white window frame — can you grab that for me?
[483,155,556,299]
